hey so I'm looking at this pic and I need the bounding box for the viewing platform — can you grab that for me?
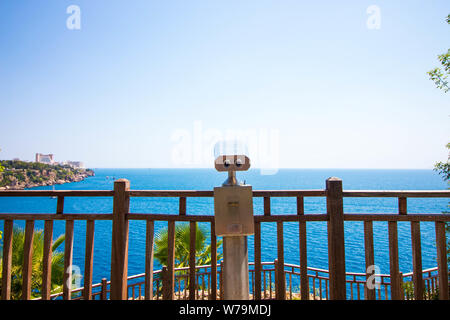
[0,178,449,301]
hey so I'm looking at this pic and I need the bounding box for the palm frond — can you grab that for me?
[52,234,65,252]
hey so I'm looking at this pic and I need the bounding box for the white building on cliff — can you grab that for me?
[35,153,54,164]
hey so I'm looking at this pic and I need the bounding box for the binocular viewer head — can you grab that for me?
[214,154,250,172]
[214,140,250,172]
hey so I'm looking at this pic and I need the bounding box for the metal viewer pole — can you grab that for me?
[223,236,249,299]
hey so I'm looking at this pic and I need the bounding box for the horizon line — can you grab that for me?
[86,167,437,170]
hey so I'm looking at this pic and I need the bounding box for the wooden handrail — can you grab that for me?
[0,190,114,197]
[0,213,113,220]
[1,189,449,198]
[343,190,450,197]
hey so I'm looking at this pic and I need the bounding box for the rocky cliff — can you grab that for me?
[0,160,94,190]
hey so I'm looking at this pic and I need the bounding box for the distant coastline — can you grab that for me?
[0,160,94,190]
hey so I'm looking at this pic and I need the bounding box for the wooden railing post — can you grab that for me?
[161,266,170,300]
[326,177,346,300]
[83,220,95,300]
[297,196,309,301]
[144,220,155,300]
[110,179,130,300]
[210,222,217,300]
[22,220,35,300]
[219,261,224,300]
[42,220,53,300]
[189,221,196,300]
[364,221,376,300]
[56,196,64,214]
[166,220,176,300]
[411,221,424,300]
[1,220,14,300]
[63,220,74,300]
[399,272,404,300]
[274,259,279,300]
[276,222,286,300]
[388,221,402,300]
[435,221,449,300]
[101,278,108,300]
[254,221,262,300]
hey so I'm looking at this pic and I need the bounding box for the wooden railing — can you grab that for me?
[33,263,440,301]
[1,177,449,300]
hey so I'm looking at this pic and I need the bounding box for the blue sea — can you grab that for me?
[0,169,448,296]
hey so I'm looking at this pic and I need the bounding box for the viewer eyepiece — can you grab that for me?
[213,140,251,173]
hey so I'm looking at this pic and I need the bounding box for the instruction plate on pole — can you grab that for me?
[214,185,254,236]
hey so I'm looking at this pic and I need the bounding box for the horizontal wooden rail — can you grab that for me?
[127,213,215,222]
[128,213,330,222]
[0,213,113,220]
[1,189,449,198]
[128,190,214,197]
[0,190,114,197]
[343,190,450,198]
[0,213,448,223]
[344,213,450,222]
[128,190,327,197]
[254,214,329,222]
[253,190,326,197]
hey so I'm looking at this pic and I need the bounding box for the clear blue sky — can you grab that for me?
[0,0,449,169]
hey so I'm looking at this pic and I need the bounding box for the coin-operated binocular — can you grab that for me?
[214,140,254,299]
[213,140,254,237]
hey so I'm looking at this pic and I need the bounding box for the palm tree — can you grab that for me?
[0,227,65,299]
[154,222,222,268]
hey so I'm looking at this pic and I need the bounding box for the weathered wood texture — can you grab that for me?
[210,221,217,300]
[42,220,53,300]
[398,197,407,215]
[57,196,64,214]
[254,221,262,300]
[276,221,286,300]
[1,220,14,300]
[411,221,424,300]
[110,179,130,300]
[0,190,114,197]
[326,178,346,300]
[297,196,308,300]
[388,221,402,300]
[164,221,176,300]
[144,220,155,300]
[63,220,74,300]
[84,220,95,300]
[189,221,196,300]
[363,221,375,300]
[264,197,271,216]
[435,221,449,300]
[22,220,35,300]
[179,197,186,215]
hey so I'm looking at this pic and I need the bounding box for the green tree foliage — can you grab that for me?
[0,227,66,299]
[428,14,450,92]
[434,143,450,181]
[154,223,222,268]
[433,143,450,265]
[0,148,4,173]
